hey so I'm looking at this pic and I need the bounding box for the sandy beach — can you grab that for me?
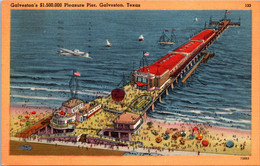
[10,105,251,155]
[10,106,53,137]
[134,117,251,155]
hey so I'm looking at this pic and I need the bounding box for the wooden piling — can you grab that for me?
[171,83,174,89]
[181,53,209,84]
[152,104,154,110]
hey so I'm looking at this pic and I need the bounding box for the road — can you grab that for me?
[11,137,222,156]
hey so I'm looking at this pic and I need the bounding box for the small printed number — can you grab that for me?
[240,157,249,160]
[245,4,251,7]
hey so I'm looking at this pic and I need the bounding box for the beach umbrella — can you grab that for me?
[180,130,186,137]
[31,111,36,114]
[172,133,179,140]
[193,127,199,135]
[202,140,209,147]
[25,116,29,119]
[196,134,203,140]
[156,137,162,143]
[59,111,65,115]
[226,140,234,148]
[26,121,30,126]
[188,134,195,139]
[163,133,169,140]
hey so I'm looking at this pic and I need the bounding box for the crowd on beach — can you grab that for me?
[130,119,250,155]
[10,105,53,137]
[11,104,251,155]
[10,83,251,155]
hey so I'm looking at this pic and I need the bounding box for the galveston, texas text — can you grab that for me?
[10,2,141,8]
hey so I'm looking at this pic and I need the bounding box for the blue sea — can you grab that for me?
[10,10,251,130]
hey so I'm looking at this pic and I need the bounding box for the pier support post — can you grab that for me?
[171,83,174,89]
[159,96,162,103]
[152,104,154,110]
[166,88,168,96]
[51,127,53,134]
[180,74,183,78]
[176,79,178,83]
[143,112,147,119]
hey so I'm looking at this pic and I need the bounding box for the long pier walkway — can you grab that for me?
[140,19,240,115]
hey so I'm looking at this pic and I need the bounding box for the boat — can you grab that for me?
[194,17,198,22]
[138,35,144,41]
[106,40,111,47]
[158,29,176,45]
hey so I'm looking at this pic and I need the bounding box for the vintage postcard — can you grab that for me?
[1,0,260,165]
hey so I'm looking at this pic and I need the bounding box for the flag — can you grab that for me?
[227,10,230,13]
[172,29,176,31]
[164,30,169,32]
[74,71,81,77]
[143,52,149,57]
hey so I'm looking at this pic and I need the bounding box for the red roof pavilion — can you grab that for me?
[137,53,186,76]
[191,29,215,42]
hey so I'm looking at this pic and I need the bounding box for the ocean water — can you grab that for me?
[10,10,251,130]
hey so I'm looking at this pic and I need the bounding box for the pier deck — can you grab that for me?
[136,19,240,115]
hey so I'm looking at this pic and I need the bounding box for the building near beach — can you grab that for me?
[61,98,84,114]
[51,98,84,128]
[39,98,101,134]
[76,103,102,122]
[133,53,186,91]
[101,112,143,141]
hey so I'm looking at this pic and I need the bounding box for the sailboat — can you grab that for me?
[138,35,144,41]
[106,40,111,47]
[194,17,198,22]
[158,29,176,45]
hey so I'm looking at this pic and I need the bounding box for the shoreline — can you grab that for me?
[10,105,251,135]
[10,105,251,155]
[145,117,251,135]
